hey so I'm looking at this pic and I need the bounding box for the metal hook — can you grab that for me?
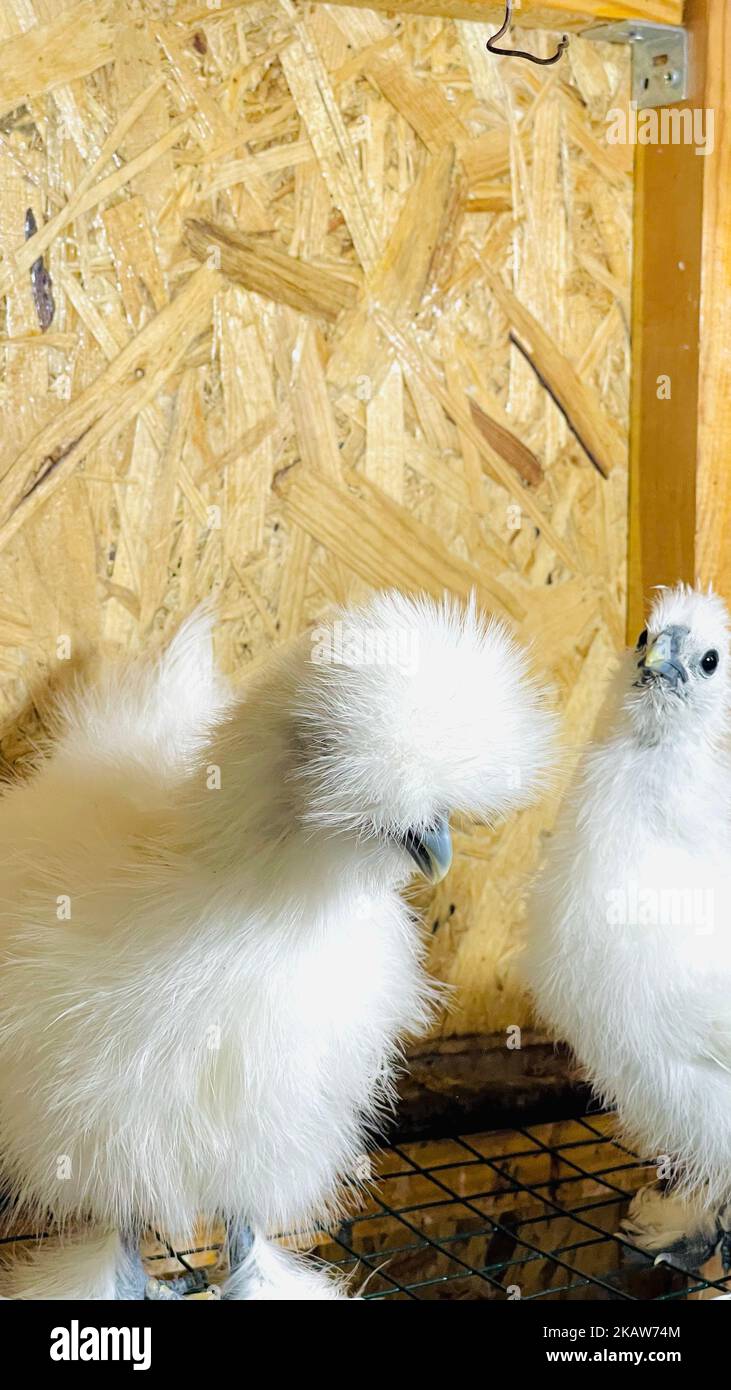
[486,0,568,66]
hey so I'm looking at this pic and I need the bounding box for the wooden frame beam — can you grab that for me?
[628,0,731,636]
[396,1033,584,1141]
[314,3,683,30]
[694,2,731,599]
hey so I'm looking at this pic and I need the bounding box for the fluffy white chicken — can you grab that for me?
[0,590,554,1299]
[522,584,731,1269]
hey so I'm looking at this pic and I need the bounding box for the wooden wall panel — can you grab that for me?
[0,2,631,1037]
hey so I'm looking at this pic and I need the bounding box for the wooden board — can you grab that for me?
[628,4,706,638]
[314,2,684,28]
[695,0,731,597]
[0,2,631,1038]
[628,0,731,636]
[396,1031,585,1139]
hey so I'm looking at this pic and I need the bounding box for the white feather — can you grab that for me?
[0,590,554,1297]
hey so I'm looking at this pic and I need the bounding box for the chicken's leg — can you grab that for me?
[221,1229,351,1300]
[622,1185,731,1273]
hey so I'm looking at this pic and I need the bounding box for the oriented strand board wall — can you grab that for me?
[0,1,631,1036]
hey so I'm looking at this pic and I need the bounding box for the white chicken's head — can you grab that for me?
[292,590,556,885]
[626,585,731,745]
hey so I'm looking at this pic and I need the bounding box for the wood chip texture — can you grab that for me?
[0,4,631,1038]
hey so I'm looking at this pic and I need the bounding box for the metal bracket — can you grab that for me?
[584,21,687,110]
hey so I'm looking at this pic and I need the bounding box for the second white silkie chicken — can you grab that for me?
[522,585,731,1267]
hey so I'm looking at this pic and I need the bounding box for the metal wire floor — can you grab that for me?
[315,1113,731,1301]
[5,1112,731,1299]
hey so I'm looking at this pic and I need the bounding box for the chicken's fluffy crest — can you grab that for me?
[294,589,557,839]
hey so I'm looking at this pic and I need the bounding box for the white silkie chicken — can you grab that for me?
[522,584,731,1271]
[0,590,554,1299]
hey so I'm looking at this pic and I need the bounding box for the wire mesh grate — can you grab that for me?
[314,1113,731,1301]
[4,1113,730,1299]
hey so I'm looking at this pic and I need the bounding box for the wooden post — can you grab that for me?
[695,2,731,597]
[629,1,731,637]
[312,1,683,25]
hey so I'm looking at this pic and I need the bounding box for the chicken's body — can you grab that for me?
[523,586,731,1260]
[0,592,553,1298]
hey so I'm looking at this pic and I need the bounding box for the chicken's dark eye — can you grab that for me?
[637,628,648,649]
[701,649,719,675]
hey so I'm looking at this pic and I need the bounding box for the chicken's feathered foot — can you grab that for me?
[0,1224,350,1299]
[0,1229,146,1300]
[621,1185,731,1274]
[221,1229,354,1300]
[227,1218,255,1271]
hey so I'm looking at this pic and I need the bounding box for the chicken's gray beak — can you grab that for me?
[639,628,688,689]
[401,818,452,883]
